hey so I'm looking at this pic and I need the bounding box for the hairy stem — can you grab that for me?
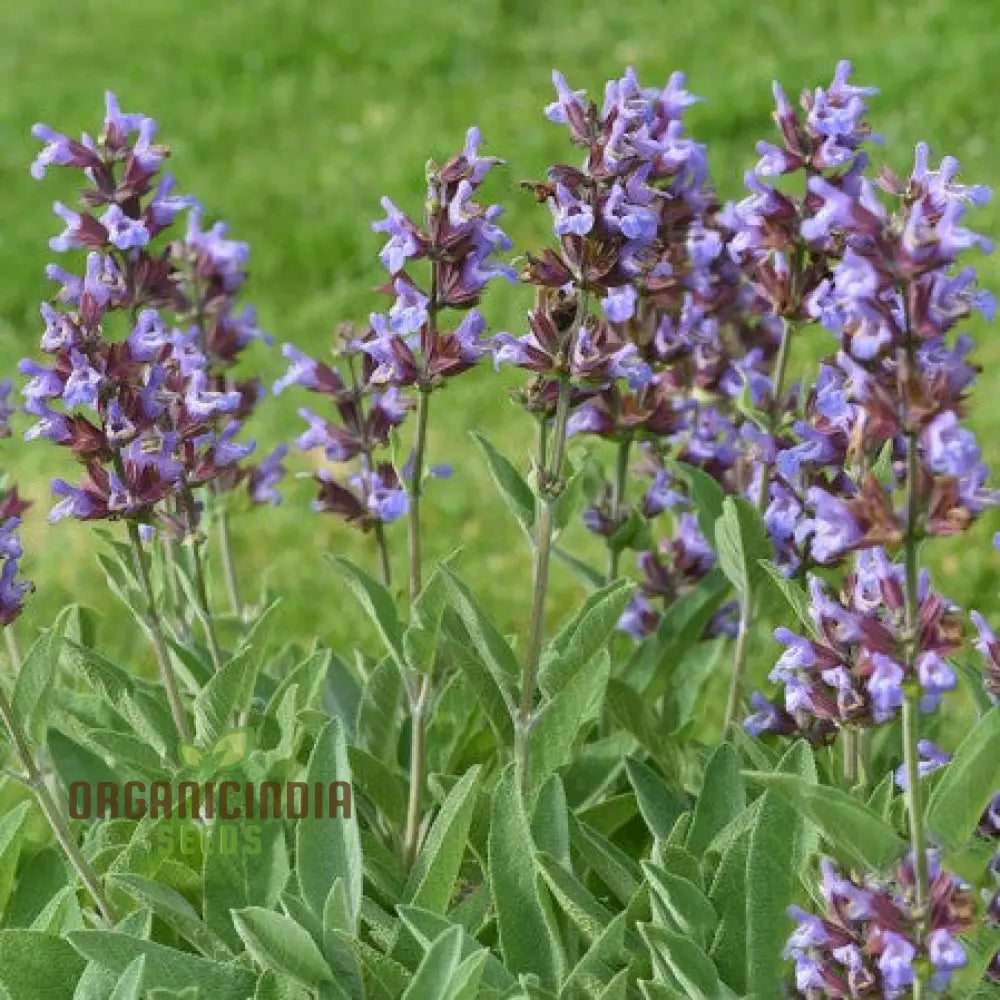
[374,520,392,590]
[0,681,118,924]
[843,727,858,786]
[607,436,631,583]
[723,318,796,736]
[518,288,588,789]
[402,674,430,868]
[125,521,190,741]
[217,501,243,619]
[401,259,437,867]
[182,489,223,672]
[4,629,20,672]
[902,428,929,949]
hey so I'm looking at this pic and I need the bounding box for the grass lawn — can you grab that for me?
[0,0,999,674]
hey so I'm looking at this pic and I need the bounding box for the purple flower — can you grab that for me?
[100,205,150,251]
[804,488,863,563]
[249,445,288,506]
[372,197,422,274]
[894,739,951,789]
[878,932,916,995]
[868,654,904,723]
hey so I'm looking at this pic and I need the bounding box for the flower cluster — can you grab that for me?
[24,94,269,533]
[786,854,971,998]
[747,548,960,738]
[367,126,512,389]
[777,142,996,567]
[274,330,412,530]
[0,487,32,626]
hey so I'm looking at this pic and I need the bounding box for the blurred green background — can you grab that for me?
[0,0,998,665]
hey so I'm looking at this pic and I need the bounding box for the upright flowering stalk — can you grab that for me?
[25,94,271,731]
[749,136,994,993]
[173,208,282,619]
[498,67,735,785]
[720,61,880,734]
[348,129,510,864]
[274,327,413,587]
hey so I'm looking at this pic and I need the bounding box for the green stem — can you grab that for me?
[374,520,392,590]
[182,490,223,672]
[125,521,190,742]
[843,727,858,786]
[217,501,243,619]
[518,289,588,790]
[401,254,437,865]
[4,629,20,672]
[607,437,631,583]
[0,680,117,924]
[723,318,796,736]
[902,428,929,939]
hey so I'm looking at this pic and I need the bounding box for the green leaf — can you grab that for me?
[676,463,725,547]
[488,766,560,987]
[540,579,633,695]
[568,815,641,907]
[686,745,745,857]
[395,907,516,996]
[329,557,405,673]
[203,817,288,953]
[232,908,332,987]
[109,957,145,1000]
[625,757,686,841]
[927,707,1000,846]
[253,971,312,1000]
[0,930,84,1000]
[757,560,818,637]
[471,433,536,542]
[406,766,480,913]
[714,497,773,598]
[355,656,403,763]
[441,569,518,712]
[708,829,749,995]
[745,771,905,870]
[641,924,721,1000]
[296,719,362,926]
[399,926,463,1000]
[746,791,797,998]
[536,852,616,942]
[108,874,230,960]
[624,569,730,697]
[643,864,717,949]
[13,608,72,743]
[0,802,31,919]
[67,932,255,1000]
[529,649,609,801]
[192,646,265,746]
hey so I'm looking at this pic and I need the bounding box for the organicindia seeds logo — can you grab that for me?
[66,728,354,821]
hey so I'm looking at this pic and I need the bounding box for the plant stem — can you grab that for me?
[191,535,223,672]
[0,680,118,924]
[843,727,858,786]
[722,317,796,737]
[607,436,631,583]
[518,290,588,790]
[217,500,243,619]
[181,489,223,672]
[401,253,437,866]
[407,389,431,605]
[4,629,20,672]
[402,674,430,868]
[126,521,189,741]
[902,427,929,941]
[374,520,392,590]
